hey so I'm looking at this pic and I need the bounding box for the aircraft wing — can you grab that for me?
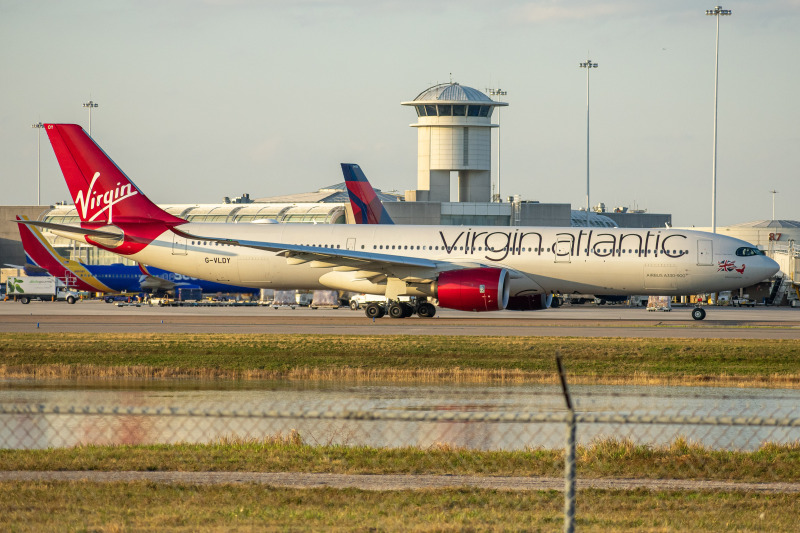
[171,228,498,283]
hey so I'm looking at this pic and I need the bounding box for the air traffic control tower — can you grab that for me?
[402,82,507,203]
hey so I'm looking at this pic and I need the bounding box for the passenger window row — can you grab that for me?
[188,239,688,257]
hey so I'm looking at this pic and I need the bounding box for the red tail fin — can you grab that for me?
[44,124,183,226]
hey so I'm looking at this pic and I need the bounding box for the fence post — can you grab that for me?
[557,353,576,533]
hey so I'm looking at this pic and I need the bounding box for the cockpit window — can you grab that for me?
[735,247,764,257]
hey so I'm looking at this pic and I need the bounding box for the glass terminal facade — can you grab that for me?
[40,203,346,266]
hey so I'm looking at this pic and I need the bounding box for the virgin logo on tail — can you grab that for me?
[74,172,139,223]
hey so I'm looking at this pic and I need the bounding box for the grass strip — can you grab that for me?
[3,437,799,483]
[0,481,796,532]
[2,333,800,386]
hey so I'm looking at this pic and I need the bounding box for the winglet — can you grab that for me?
[341,163,395,224]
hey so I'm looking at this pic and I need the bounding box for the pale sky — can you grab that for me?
[2,0,798,227]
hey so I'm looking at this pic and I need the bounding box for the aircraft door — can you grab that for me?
[697,239,713,266]
[346,238,356,251]
[554,239,572,263]
[172,232,187,255]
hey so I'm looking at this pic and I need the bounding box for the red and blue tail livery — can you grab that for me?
[341,163,395,225]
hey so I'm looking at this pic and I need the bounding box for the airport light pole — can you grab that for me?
[770,189,778,221]
[31,122,44,205]
[579,58,598,227]
[83,100,98,136]
[486,88,507,203]
[706,5,731,234]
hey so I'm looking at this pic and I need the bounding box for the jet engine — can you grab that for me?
[436,268,510,312]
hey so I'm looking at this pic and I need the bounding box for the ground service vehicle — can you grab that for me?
[6,276,79,304]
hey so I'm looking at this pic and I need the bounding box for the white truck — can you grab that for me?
[6,276,80,304]
[348,293,413,311]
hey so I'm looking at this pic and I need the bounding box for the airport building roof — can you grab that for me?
[43,203,348,226]
[570,211,618,228]
[726,220,800,229]
[254,182,402,204]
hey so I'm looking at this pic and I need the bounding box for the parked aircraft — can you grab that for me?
[20,124,780,320]
[16,215,258,298]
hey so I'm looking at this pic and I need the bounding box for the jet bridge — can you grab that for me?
[767,241,800,306]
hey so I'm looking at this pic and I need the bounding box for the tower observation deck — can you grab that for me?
[402,82,508,202]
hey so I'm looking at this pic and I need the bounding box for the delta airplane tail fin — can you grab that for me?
[341,163,394,224]
[44,124,184,226]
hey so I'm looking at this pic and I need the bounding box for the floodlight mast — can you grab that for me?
[706,6,731,234]
[770,189,778,221]
[579,59,598,228]
[31,122,44,205]
[486,88,507,203]
[82,100,98,136]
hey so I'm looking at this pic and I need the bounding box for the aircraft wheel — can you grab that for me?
[417,302,436,318]
[551,296,562,308]
[350,300,359,311]
[400,302,414,317]
[365,303,383,319]
[388,303,405,319]
[691,307,706,321]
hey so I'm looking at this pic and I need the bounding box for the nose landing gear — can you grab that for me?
[691,307,706,321]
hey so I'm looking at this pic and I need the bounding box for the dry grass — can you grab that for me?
[2,363,800,388]
[2,333,800,387]
[2,482,798,532]
[4,436,800,482]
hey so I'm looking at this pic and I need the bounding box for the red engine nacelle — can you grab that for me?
[436,268,510,312]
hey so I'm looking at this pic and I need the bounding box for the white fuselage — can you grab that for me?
[75,223,779,298]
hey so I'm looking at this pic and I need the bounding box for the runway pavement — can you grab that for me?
[2,300,799,338]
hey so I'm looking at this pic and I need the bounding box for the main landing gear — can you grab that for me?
[364,300,437,319]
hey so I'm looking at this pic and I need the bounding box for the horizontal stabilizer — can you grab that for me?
[15,219,124,239]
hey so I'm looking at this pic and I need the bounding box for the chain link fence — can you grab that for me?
[3,381,800,531]
[3,390,799,452]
